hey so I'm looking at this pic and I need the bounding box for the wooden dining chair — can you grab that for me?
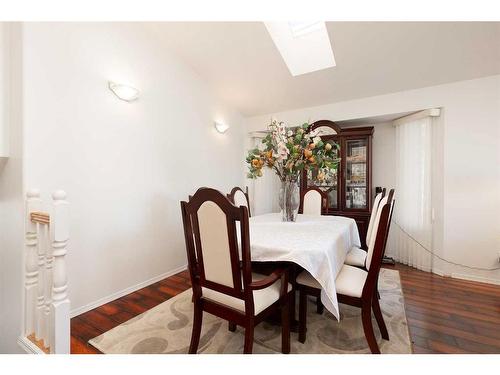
[180,187,292,354]
[298,186,328,215]
[296,197,394,353]
[227,186,251,217]
[381,190,395,259]
[344,189,395,268]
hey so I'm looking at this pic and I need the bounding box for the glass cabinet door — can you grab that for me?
[345,138,368,210]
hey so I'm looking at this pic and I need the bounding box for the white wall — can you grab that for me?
[16,23,245,323]
[0,23,9,158]
[246,75,500,285]
[0,23,24,353]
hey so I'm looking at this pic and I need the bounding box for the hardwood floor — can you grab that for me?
[70,264,500,354]
[394,265,500,354]
[70,271,192,354]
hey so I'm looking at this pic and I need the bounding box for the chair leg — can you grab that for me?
[316,296,324,315]
[372,292,389,340]
[289,285,296,325]
[361,301,380,354]
[189,301,203,354]
[228,322,236,332]
[298,290,307,344]
[243,323,254,354]
[281,296,290,354]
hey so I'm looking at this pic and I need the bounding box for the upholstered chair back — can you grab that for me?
[197,200,236,286]
[366,192,384,245]
[299,187,327,215]
[303,190,322,215]
[365,196,389,270]
[361,198,394,302]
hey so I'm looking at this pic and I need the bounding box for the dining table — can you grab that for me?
[247,212,361,320]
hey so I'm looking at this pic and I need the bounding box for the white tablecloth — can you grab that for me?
[249,213,361,320]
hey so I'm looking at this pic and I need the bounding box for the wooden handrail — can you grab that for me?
[31,211,50,225]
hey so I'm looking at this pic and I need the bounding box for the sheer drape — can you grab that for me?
[390,116,433,271]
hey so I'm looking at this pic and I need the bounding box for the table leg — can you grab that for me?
[252,261,301,331]
[289,263,299,331]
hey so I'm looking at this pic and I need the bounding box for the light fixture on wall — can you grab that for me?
[214,121,229,134]
[108,81,140,102]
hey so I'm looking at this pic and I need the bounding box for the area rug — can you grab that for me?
[89,268,412,354]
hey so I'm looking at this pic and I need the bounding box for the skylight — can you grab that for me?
[264,21,336,76]
[288,21,324,38]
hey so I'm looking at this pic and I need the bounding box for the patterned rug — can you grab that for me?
[89,268,412,354]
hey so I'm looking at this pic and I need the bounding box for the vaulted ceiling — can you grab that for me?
[148,22,500,116]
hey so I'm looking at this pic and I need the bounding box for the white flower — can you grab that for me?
[313,136,322,144]
[287,130,293,137]
[274,142,290,161]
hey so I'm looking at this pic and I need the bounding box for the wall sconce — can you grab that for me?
[214,122,229,134]
[108,82,140,102]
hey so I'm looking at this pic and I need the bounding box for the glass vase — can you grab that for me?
[279,176,300,222]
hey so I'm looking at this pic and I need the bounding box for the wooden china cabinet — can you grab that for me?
[300,120,374,249]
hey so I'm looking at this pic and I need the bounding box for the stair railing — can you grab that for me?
[24,189,70,354]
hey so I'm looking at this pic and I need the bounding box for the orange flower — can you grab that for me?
[304,149,313,158]
[252,159,261,168]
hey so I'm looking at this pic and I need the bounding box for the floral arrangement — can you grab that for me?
[246,120,340,182]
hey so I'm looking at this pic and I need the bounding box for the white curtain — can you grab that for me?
[390,116,433,271]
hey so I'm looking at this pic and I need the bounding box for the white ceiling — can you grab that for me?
[148,22,500,117]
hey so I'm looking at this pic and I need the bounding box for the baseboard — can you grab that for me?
[409,265,499,285]
[17,336,44,354]
[70,264,188,317]
[451,272,500,286]
[386,253,500,286]
[431,267,445,277]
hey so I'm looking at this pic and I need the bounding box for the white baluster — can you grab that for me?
[50,190,70,354]
[43,223,53,347]
[25,189,41,336]
[35,221,46,342]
